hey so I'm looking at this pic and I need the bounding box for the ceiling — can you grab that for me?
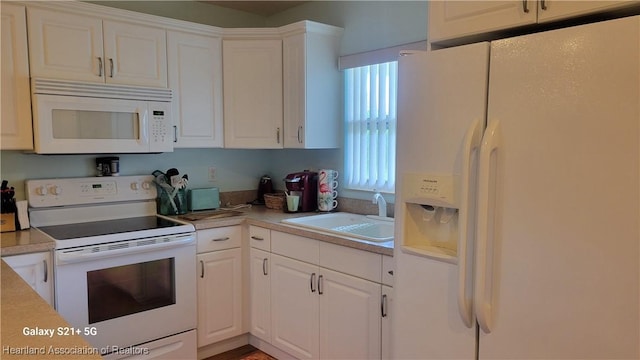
[201,1,308,17]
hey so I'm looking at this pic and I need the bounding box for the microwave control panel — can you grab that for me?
[26,176,156,208]
[149,102,173,152]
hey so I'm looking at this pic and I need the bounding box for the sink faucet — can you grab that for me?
[372,192,387,217]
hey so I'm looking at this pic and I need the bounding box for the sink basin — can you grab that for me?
[281,212,394,242]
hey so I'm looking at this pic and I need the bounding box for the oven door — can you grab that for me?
[54,233,196,350]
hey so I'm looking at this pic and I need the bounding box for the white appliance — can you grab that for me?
[31,78,174,154]
[27,176,197,359]
[392,16,639,359]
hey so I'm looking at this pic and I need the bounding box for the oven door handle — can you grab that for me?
[56,235,195,265]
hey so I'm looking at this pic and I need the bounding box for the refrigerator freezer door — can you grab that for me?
[393,42,490,359]
[478,16,640,359]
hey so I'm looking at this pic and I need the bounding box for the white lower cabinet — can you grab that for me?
[2,251,53,305]
[249,227,391,359]
[319,268,381,360]
[249,247,271,342]
[271,254,320,359]
[196,226,243,347]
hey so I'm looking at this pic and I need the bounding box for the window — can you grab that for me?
[344,61,397,193]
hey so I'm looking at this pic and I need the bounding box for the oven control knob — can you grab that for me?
[34,185,48,196]
[131,182,139,191]
[141,181,152,190]
[49,185,62,196]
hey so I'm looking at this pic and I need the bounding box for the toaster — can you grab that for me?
[187,188,220,211]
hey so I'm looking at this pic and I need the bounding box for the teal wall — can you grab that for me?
[0,1,427,201]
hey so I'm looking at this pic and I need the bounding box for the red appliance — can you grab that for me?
[284,171,318,212]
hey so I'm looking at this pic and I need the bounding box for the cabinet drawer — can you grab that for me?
[382,255,394,287]
[319,242,381,283]
[249,226,271,251]
[197,226,241,253]
[271,230,319,265]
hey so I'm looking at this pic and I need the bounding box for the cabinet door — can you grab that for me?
[319,268,381,360]
[1,3,33,150]
[283,33,306,148]
[271,254,319,359]
[537,0,638,23]
[27,7,104,83]
[249,248,271,342]
[428,1,537,43]
[223,39,283,149]
[3,252,53,306]
[168,30,223,148]
[103,21,167,87]
[196,248,242,346]
[283,31,341,149]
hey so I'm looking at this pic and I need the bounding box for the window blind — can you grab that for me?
[344,61,397,193]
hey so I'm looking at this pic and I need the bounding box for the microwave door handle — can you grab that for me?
[139,108,149,145]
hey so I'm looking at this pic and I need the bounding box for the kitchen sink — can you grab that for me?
[281,212,394,242]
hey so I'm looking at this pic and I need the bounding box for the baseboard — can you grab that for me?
[197,334,250,360]
[248,335,297,360]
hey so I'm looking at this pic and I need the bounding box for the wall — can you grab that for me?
[0,1,427,203]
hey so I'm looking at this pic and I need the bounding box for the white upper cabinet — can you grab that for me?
[168,30,223,148]
[1,3,33,150]
[282,23,342,149]
[27,7,167,87]
[429,0,639,44]
[223,39,283,149]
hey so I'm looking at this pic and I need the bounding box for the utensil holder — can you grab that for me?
[157,187,187,215]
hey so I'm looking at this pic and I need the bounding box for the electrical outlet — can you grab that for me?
[208,167,216,182]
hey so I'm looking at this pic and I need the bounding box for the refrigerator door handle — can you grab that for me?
[457,118,483,328]
[475,119,501,333]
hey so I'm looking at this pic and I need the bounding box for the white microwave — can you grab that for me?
[31,78,174,154]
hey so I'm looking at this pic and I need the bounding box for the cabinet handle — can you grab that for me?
[262,258,268,276]
[388,270,394,276]
[97,57,103,77]
[310,272,316,293]
[381,294,388,317]
[200,260,205,278]
[318,274,324,295]
[540,0,547,10]
[276,127,281,144]
[109,58,114,78]
[297,126,302,143]
[211,237,230,242]
[251,236,264,241]
[522,0,529,13]
[173,125,178,143]
[43,260,48,283]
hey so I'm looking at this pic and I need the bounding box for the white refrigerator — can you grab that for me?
[392,15,639,359]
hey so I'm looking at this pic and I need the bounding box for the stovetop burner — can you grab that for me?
[37,216,184,240]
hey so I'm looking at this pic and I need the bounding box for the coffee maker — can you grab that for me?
[284,171,318,212]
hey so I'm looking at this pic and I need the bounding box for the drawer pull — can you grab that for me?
[212,237,230,242]
[251,236,264,241]
[200,260,205,278]
[43,260,48,283]
[263,258,268,276]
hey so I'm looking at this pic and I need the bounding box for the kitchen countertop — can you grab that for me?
[1,207,394,257]
[1,261,103,359]
[1,228,55,256]
[178,206,394,256]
